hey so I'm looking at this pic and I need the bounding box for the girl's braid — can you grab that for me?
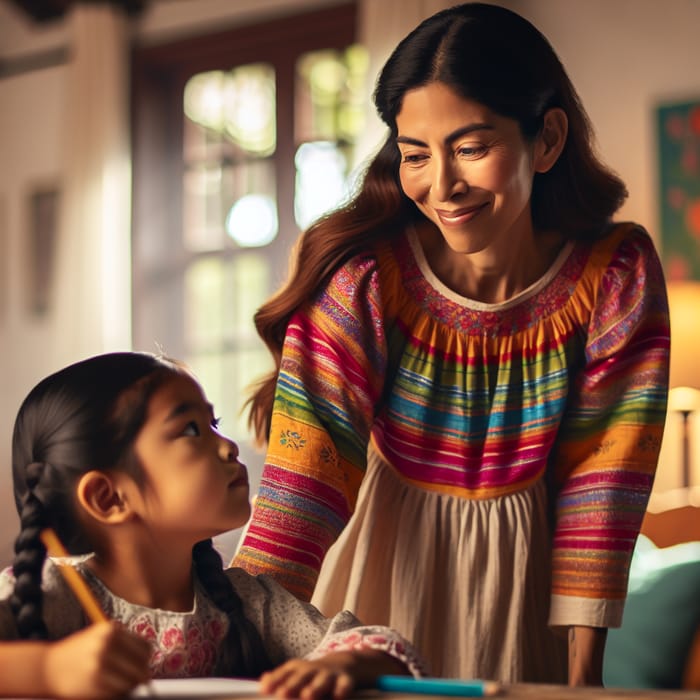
[9,461,49,639]
[192,539,272,677]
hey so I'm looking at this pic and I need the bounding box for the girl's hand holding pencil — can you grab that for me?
[36,529,152,698]
[41,623,152,699]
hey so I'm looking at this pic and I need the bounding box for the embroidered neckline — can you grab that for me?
[381,227,592,335]
[406,226,575,311]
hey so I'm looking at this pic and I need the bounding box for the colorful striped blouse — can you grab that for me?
[234,222,670,620]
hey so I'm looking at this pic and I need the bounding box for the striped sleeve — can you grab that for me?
[233,255,387,600]
[549,227,670,627]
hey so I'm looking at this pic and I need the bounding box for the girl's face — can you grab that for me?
[395,82,543,257]
[129,372,250,543]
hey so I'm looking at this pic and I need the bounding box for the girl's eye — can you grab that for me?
[211,416,221,430]
[182,420,201,437]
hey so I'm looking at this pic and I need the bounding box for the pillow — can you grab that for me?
[603,534,700,688]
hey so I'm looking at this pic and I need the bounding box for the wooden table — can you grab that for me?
[139,682,700,699]
[493,684,700,698]
[355,688,700,699]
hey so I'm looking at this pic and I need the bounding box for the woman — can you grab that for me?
[233,2,670,685]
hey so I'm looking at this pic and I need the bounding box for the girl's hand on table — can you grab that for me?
[260,649,409,699]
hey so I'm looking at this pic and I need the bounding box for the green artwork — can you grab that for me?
[657,100,700,281]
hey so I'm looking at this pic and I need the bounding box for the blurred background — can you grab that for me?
[1,0,699,565]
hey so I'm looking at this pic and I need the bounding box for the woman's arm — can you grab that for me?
[0,622,151,699]
[549,227,670,636]
[568,626,607,686]
[233,255,388,599]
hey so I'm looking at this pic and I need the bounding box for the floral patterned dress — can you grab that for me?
[0,558,424,678]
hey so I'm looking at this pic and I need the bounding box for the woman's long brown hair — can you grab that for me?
[248,138,418,442]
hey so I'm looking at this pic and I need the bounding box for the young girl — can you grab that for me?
[0,352,422,699]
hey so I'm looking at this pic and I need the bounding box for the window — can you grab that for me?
[131,4,363,500]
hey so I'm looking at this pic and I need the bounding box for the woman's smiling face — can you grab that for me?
[396,82,544,257]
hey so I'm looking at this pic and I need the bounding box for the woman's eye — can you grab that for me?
[182,421,201,437]
[211,416,221,430]
[458,144,488,159]
[401,152,427,164]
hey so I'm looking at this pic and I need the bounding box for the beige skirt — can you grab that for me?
[311,446,567,682]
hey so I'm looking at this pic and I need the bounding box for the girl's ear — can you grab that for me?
[534,107,568,174]
[76,471,132,524]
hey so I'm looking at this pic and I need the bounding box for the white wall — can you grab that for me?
[510,0,700,245]
[506,0,700,493]
[1,0,699,565]
[0,64,66,563]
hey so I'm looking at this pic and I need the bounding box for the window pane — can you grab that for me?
[223,161,278,248]
[184,158,277,252]
[294,45,368,228]
[184,65,278,252]
[184,65,276,157]
[183,165,227,251]
[184,256,225,348]
[226,253,269,340]
[133,6,360,547]
[294,141,348,229]
[223,64,276,157]
[184,253,269,351]
[295,45,368,144]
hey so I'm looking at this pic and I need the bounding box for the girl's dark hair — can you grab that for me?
[10,351,271,676]
[247,2,627,442]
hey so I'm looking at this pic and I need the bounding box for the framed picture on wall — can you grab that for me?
[657,99,700,281]
[27,186,60,316]
[0,195,6,324]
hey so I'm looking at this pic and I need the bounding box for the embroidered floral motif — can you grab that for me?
[123,610,226,678]
[319,445,334,463]
[95,580,230,679]
[637,434,661,452]
[280,430,306,449]
[131,613,157,642]
[592,439,615,456]
[392,231,587,335]
[162,626,185,650]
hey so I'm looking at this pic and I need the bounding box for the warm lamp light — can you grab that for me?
[668,386,700,413]
[667,281,700,487]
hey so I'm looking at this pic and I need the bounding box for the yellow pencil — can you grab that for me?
[39,528,108,624]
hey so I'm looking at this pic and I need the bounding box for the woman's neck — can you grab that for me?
[416,220,565,303]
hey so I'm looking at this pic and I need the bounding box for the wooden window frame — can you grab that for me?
[130,2,357,356]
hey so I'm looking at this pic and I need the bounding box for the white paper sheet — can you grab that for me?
[132,677,271,697]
